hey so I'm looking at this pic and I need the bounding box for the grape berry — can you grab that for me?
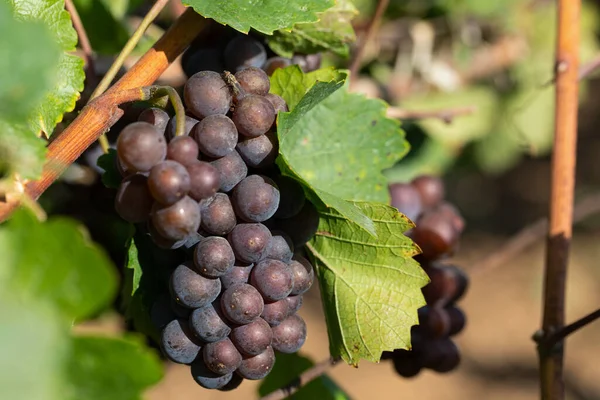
[113,65,318,391]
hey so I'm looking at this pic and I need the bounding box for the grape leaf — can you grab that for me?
[10,0,86,138]
[184,0,334,35]
[97,149,122,189]
[0,120,47,180]
[267,0,358,58]
[270,65,345,110]
[66,335,163,400]
[0,209,117,321]
[306,202,428,365]
[258,353,350,399]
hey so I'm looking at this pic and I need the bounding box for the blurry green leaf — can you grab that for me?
[0,119,47,179]
[267,0,357,58]
[307,202,428,365]
[0,210,117,321]
[67,335,163,400]
[72,0,131,54]
[270,65,345,110]
[184,0,334,34]
[97,149,122,189]
[0,294,69,400]
[259,353,351,399]
[10,0,86,138]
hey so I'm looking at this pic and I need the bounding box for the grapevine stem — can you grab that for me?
[92,0,170,153]
[259,356,342,400]
[144,86,186,136]
[540,308,600,349]
[65,0,97,90]
[539,0,580,399]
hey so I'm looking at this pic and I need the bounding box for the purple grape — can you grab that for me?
[218,373,244,391]
[265,93,288,115]
[190,303,231,342]
[265,230,294,263]
[182,47,224,77]
[192,114,238,158]
[160,319,202,364]
[184,71,232,119]
[220,283,264,325]
[114,174,153,223]
[148,160,191,205]
[228,223,272,263]
[117,122,166,172]
[251,259,294,301]
[224,35,267,72]
[186,161,220,201]
[236,130,278,169]
[232,95,276,138]
[271,314,307,353]
[170,262,221,308]
[203,338,242,375]
[389,183,423,222]
[262,57,292,76]
[285,295,303,315]
[167,136,199,166]
[235,67,270,96]
[193,236,235,278]
[209,150,248,192]
[289,256,314,295]
[138,107,169,133]
[191,359,232,389]
[291,53,322,72]
[232,175,280,222]
[200,193,237,235]
[236,346,275,380]
[230,318,273,356]
[165,114,199,141]
[261,299,289,326]
[220,263,254,289]
[151,196,201,240]
[147,219,187,250]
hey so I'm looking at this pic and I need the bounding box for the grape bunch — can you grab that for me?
[384,175,469,377]
[112,66,319,390]
[181,22,321,78]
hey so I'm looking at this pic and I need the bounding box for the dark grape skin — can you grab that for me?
[265,93,289,114]
[421,264,469,305]
[170,262,221,309]
[209,150,248,192]
[114,174,154,223]
[230,318,273,356]
[272,175,305,219]
[236,130,278,169]
[232,95,276,138]
[181,47,224,77]
[165,115,199,141]
[447,306,466,336]
[167,136,199,166]
[203,338,243,375]
[224,35,267,72]
[262,57,292,76]
[261,299,289,326]
[276,201,319,247]
[285,295,303,315]
[411,210,459,260]
[171,297,192,319]
[418,306,451,338]
[218,373,244,392]
[389,183,423,222]
[138,107,170,133]
[289,256,314,295]
[437,202,465,234]
[232,175,280,222]
[184,71,233,119]
[420,338,460,372]
[220,283,264,325]
[148,160,191,205]
[151,196,201,241]
[193,236,235,278]
[117,122,166,172]
[236,346,276,380]
[190,302,231,342]
[220,263,254,289]
[271,314,307,353]
[228,223,272,263]
[186,161,221,201]
[150,293,176,329]
[411,175,445,210]
[160,319,202,364]
[291,53,322,72]
[147,219,187,250]
[191,359,233,390]
[265,230,294,263]
[251,259,294,301]
[192,114,238,158]
[200,193,237,235]
[235,67,270,96]
[392,350,422,378]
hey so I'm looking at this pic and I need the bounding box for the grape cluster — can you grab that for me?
[113,66,318,390]
[181,23,321,78]
[384,175,469,377]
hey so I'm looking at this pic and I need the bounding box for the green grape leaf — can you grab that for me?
[0,294,69,400]
[0,209,117,321]
[184,0,334,35]
[270,65,345,110]
[0,119,47,179]
[267,0,358,58]
[67,335,163,400]
[259,353,351,399]
[10,0,86,138]
[274,74,409,234]
[97,149,122,189]
[122,231,185,343]
[306,202,428,365]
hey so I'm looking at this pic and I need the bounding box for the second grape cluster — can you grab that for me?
[113,66,319,391]
[384,176,469,377]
